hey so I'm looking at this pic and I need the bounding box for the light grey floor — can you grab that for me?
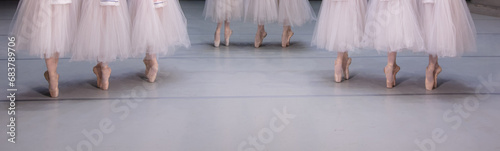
[1,1,500,151]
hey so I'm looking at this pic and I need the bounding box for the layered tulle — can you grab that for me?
[71,0,131,62]
[363,0,425,52]
[10,0,79,58]
[203,0,245,23]
[418,0,477,57]
[312,0,367,52]
[244,0,279,25]
[129,0,170,56]
[278,0,316,27]
[160,0,191,48]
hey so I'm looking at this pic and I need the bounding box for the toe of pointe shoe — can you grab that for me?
[425,82,434,91]
[147,68,158,83]
[214,41,220,47]
[148,76,157,83]
[101,83,109,90]
[254,42,260,48]
[49,88,59,98]
[334,76,342,83]
[386,83,394,89]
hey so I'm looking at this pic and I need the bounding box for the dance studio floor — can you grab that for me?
[1,1,500,151]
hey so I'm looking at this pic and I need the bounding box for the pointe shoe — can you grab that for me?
[100,66,111,90]
[333,57,352,83]
[146,60,159,83]
[434,65,442,88]
[425,65,442,90]
[254,31,267,48]
[225,29,232,46]
[214,31,221,47]
[282,30,294,48]
[143,59,150,76]
[384,64,400,88]
[343,57,352,80]
[44,71,59,98]
[334,59,343,83]
[93,65,102,88]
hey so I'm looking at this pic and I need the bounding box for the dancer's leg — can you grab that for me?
[281,25,294,48]
[214,21,223,47]
[425,55,442,90]
[224,20,232,46]
[144,52,159,83]
[255,25,267,48]
[384,52,400,88]
[44,53,60,97]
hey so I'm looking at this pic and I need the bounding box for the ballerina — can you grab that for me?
[363,0,425,88]
[418,0,477,90]
[129,0,190,83]
[10,0,79,97]
[72,0,131,90]
[312,0,367,83]
[204,0,244,47]
[245,0,315,48]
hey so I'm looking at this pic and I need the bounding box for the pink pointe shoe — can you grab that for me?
[384,64,400,88]
[425,65,442,90]
[44,71,59,98]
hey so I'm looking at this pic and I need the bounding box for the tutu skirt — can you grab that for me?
[129,0,170,56]
[278,0,316,27]
[312,0,367,52]
[244,0,278,25]
[10,0,78,58]
[203,0,245,23]
[419,0,477,57]
[160,0,190,48]
[72,0,131,62]
[363,0,425,52]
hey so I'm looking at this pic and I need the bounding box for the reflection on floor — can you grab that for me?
[1,1,500,151]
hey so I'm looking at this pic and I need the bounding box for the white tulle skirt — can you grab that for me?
[312,0,367,52]
[363,0,425,52]
[10,0,78,58]
[161,0,191,48]
[244,0,278,25]
[245,0,315,26]
[129,0,170,56]
[203,0,245,23]
[278,0,316,27]
[72,0,131,62]
[419,0,477,57]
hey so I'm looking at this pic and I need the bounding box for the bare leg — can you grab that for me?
[143,52,159,83]
[255,25,267,48]
[281,25,294,48]
[214,21,223,47]
[44,53,60,97]
[384,52,400,88]
[425,55,442,90]
[224,20,232,46]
